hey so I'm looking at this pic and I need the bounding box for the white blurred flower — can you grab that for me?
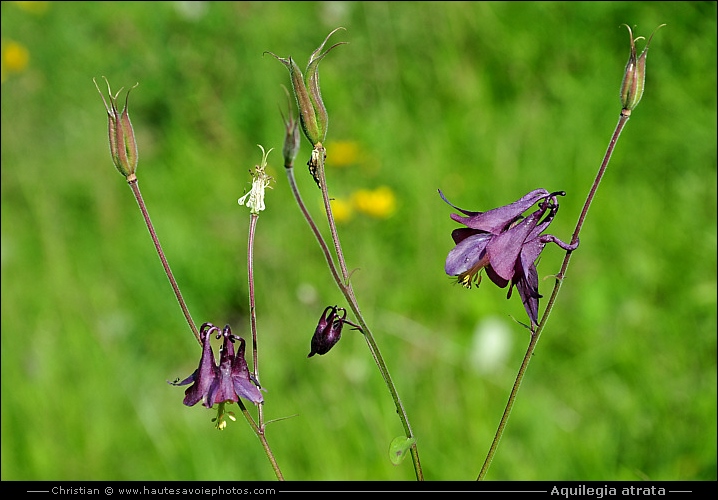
[469,316,513,375]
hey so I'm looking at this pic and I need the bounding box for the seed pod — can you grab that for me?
[620,24,665,113]
[94,77,139,179]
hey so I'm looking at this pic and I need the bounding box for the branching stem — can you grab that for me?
[286,146,424,481]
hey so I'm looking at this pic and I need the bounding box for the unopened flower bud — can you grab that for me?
[93,77,139,179]
[266,27,346,147]
[308,306,346,357]
[620,24,665,114]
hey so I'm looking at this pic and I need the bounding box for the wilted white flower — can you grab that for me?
[238,145,274,214]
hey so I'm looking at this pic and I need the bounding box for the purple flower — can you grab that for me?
[308,306,360,357]
[440,189,578,326]
[170,323,263,407]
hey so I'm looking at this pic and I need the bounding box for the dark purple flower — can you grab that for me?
[170,323,263,407]
[440,189,578,326]
[308,306,360,357]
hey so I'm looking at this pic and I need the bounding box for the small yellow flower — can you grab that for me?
[13,1,49,14]
[326,140,360,168]
[1,41,29,81]
[352,186,396,219]
[329,197,353,223]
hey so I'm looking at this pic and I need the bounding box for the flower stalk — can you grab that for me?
[314,146,424,480]
[244,212,284,480]
[239,147,274,428]
[96,79,283,478]
[127,179,201,345]
[477,25,663,480]
[94,77,201,345]
[273,30,424,479]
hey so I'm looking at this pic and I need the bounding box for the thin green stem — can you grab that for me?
[477,332,538,480]
[247,213,264,428]
[284,167,343,287]
[235,400,285,480]
[477,111,631,480]
[244,212,283,480]
[299,145,424,480]
[127,176,200,345]
[314,146,354,292]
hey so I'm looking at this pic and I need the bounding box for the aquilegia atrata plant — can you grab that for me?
[94,22,663,481]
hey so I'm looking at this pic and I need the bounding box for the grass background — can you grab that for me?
[1,1,716,481]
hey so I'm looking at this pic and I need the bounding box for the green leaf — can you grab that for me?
[388,436,416,466]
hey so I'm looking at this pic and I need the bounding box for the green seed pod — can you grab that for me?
[266,27,346,147]
[620,24,665,113]
[94,77,139,179]
[265,52,323,146]
[304,27,347,145]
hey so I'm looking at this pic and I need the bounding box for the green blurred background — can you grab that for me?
[1,1,716,481]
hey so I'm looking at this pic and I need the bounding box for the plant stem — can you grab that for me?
[284,168,343,287]
[247,213,264,428]
[127,175,201,345]
[244,212,284,480]
[236,400,285,480]
[477,111,631,480]
[127,168,281,477]
[294,145,424,480]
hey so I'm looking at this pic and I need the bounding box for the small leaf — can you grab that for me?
[389,436,416,466]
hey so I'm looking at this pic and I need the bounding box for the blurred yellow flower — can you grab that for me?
[13,1,50,14]
[329,197,353,223]
[326,140,360,168]
[1,40,29,82]
[352,186,396,219]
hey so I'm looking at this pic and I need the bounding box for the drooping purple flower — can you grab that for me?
[440,189,578,326]
[170,323,263,407]
[308,305,360,357]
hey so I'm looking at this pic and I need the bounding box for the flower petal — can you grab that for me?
[231,336,263,403]
[486,207,544,281]
[180,325,219,407]
[450,227,483,245]
[516,263,540,325]
[447,189,550,234]
[233,377,264,404]
[445,232,492,276]
[486,264,509,288]
[211,327,242,404]
[519,237,545,281]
